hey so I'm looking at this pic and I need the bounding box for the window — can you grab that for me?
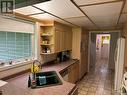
[0,31,32,62]
[1,0,13,14]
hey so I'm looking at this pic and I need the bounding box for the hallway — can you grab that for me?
[78,58,115,95]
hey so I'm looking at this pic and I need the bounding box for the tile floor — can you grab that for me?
[77,58,119,95]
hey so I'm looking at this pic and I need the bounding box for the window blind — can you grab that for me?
[0,16,35,33]
[0,31,32,61]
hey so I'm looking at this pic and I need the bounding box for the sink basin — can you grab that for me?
[32,71,62,88]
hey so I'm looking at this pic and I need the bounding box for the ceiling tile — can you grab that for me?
[119,14,127,24]
[34,0,84,18]
[14,6,43,15]
[65,16,97,30]
[30,13,75,26]
[81,2,122,16]
[81,2,123,28]
[74,0,117,6]
[30,13,55,21]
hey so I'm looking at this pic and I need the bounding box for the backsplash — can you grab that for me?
[41,54,57,64]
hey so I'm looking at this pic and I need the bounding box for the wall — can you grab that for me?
[80,28,89,78]
[108,32,119,70]
[90,33,96,70]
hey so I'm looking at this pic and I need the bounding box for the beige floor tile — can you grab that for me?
[103,90,112,95]
[88,87,97,92]
[86,92,95,95]
[78,58,114,95]
[79,90,87,95]
[81,87,89,92]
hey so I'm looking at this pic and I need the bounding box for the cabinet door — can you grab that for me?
[68,66,74,83]
[59,31,65,51]
[65,31,72,50]
[68,31,72,50]
[74,63,79,82]
[68,63,79,83]
[65,31,68,50]
[55,30,60,52]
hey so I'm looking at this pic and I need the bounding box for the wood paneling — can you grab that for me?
[80,29,89,77]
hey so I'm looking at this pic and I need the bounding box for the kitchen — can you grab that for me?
[0,0,127,95]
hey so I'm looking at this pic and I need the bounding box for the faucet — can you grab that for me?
[31,60,42,80]
[32,60,42,71]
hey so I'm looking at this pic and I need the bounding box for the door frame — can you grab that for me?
[87,30,120,73]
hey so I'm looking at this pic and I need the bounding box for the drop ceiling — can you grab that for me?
[14,0,127,30]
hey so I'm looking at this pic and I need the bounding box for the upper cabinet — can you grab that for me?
[39,21,72,55]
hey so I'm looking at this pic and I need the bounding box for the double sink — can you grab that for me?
[31,71,62,88]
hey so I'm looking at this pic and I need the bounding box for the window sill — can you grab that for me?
[0,60,34,72]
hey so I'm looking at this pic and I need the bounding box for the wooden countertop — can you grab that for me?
[0,59,79,95]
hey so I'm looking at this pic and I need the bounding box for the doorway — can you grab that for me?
[96,34,110,61]
[88,33,111,71]
[87,31,121,92]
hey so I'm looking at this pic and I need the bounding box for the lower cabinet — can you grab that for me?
[68,62,79,83]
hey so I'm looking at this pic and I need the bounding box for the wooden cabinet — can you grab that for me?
[54,30,60,52]
[55,29,72,52]
[65,31,72,50]
[68,62,79,83]
[39,21,72,56]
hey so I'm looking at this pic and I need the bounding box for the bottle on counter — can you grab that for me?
[28,75,31,88]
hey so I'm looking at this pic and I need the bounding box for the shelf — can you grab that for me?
[40,52,54,55]
[41,43,54,46]
[41,34,53,36]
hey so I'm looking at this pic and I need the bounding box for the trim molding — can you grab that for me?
[79,0,123,7]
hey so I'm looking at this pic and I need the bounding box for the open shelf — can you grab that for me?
[40,52,54,55]
[41,34,53,36]
[41,43,54,46]
[40,25,55,55]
